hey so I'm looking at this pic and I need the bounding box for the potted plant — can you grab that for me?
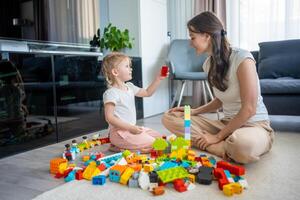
[90,23,134,53]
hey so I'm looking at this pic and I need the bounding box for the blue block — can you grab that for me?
[159,161,178,170]
[90,155,96,160]
[93,175,106,185]
[184,120,191,127]
[64,170,76,182]
[224,170,231,178]
[180,161,190,168]
[208,156,216,165]
[233,175,243,182]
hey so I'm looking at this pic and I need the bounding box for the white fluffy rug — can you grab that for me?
[33,177,234,200]
[33,132,300,200]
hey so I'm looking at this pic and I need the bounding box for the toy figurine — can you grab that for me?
[91,134,101,147]
[82,136,90,149]
[63,144,73,161]
[70,139,80,159]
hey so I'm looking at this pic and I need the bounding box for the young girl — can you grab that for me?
[102,52,168,153]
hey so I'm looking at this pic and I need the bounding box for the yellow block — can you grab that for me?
[187,155,195,161]
[144,164,154,172]
[188,174,195,183]
[223,183,243,196]
[58,162,68,174]
[120,167,135,185]
[184,113,191,120]
[83,161,97,180]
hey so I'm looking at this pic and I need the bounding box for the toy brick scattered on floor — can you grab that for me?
[49,106,248,197]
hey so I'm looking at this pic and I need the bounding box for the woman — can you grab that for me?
[162,12,274,164]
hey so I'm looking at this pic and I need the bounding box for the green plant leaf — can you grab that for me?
[93,23,133,51]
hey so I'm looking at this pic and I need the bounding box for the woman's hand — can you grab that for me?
[168,106,184,113]
[168,107,198,116]
[196,132,222,150]
[129,125,143,135]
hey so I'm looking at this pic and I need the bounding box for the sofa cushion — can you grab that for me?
[258,39,300,79]
[260,77,300,94]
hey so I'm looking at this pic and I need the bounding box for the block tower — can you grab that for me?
[184,105,191,147]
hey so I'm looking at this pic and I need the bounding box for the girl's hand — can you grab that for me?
[157,71,169,81]
[130,125,143,135]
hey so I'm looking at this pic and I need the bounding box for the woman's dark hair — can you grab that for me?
[188,11,231,91]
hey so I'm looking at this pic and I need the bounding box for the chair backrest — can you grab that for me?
[167,39,207,75]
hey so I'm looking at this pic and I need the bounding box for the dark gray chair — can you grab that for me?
[167,39,214,108]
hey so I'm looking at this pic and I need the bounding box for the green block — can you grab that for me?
[157,166,189,183]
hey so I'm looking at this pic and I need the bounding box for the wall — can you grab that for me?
[139,0,169,117]
[102,0,169,117]
[104,0,140,57]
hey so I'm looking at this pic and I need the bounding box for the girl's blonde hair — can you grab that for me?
[101,52,131,86]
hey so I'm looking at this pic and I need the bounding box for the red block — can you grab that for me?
[194,157,202,162]
[214,168,229,190]
[173,179,187,192]
[97,163,106,171]
[161,65,169,77]
[216,161,245,176]
[158,181,167,186]
[150,150,157,158]
[76,170,83,180]
[54,172,65,179]
[63,168,73,178]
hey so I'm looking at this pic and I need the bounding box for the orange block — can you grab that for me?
[50,158,68,174]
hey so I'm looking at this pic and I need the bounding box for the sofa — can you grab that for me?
[251,39,300,131]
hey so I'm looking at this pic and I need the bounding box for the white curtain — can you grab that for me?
[227,0,300,50]
[47,0,100,45]
[168,0,195,40]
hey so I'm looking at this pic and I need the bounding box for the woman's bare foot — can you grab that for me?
[205,141,226,159]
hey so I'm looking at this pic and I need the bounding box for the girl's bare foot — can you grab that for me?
[109,144,123,152]
[109,144,152,154]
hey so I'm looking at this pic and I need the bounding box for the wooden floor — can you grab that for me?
[0,114,167,200]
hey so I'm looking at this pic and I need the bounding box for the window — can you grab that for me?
[226,0,300,50]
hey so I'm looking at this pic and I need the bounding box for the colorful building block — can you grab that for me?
[196,166,213,185]
[109,165,127,183]
[223,183,243,196]
[120,167,134,185]
[157,166,189,183]
[152,186,165,196]
[92,175,106,185]
[216,161,245,176]
[50,158,68,174]
[173,179,187,192]
[213,168,229,190]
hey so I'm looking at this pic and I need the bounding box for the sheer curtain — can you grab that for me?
[227,0,300,50]
[46,0,100,45]
[194,0,226,27]
[167,0,195,40]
